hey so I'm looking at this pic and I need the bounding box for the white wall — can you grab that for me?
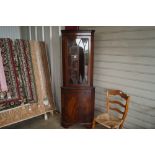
[0,26,20,39]
[81,26,155,128]
[20,26,62,111]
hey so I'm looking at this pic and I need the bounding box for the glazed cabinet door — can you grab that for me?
[62,33,93,87]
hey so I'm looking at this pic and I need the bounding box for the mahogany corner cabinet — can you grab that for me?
[61,30,95,128]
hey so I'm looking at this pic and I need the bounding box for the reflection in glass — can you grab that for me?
[67,38,89,84]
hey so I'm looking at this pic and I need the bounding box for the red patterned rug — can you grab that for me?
[0,38,21,110]
[0,39,37,111]
[14,39,37,103]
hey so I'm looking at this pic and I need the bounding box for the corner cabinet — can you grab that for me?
[61,30,95,128]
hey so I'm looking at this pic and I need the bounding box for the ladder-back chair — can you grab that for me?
[93,89,130,129]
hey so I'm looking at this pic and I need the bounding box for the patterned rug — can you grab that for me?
[0,38,21,110]
[0,47,8,91]
[14,39,37,103]
[29,41,53,108]
[0,39,37,111]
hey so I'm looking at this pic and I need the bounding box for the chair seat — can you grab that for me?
[95,113,123,128]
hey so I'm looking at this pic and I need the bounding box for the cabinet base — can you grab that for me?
[61,121,93,129]
[61,122,70,128]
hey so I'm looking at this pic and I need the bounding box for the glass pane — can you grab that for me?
[67,38,89,84]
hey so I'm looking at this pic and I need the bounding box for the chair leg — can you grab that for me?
[119,124,123,129]
[92,119,96,128]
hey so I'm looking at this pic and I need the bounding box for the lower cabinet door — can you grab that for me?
[61,87,95,128]
[61,90,78,126]
[78,88,95,124]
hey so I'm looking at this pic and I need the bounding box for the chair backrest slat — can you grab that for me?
[110,107,124,115]
[109,100,126,108]
[108,89,128,100]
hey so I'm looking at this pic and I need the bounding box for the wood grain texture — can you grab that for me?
[61,87,95,128]
[61,30,95,128]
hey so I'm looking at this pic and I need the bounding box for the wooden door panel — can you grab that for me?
[61,90,78,126]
